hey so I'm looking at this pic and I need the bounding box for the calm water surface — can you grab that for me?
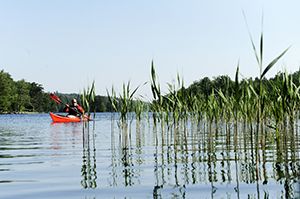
[0,113,299,199]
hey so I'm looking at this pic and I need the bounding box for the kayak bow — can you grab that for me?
[50,112,81,123]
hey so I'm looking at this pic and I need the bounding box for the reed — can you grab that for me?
[105,17,297,151]
[243,12,290,129]
[150,61,164,124]
[107,81,141,123]
[108,64,300,141]
[134,99,146,121]
[81,81,96,118]
[107,86,118,112]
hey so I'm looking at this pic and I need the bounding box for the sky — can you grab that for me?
[0,0,300,99]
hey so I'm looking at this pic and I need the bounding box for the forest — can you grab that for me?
[0,70,53,113]
[0,70,112,113]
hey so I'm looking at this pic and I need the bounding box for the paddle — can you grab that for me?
[50,93,64,104]
[49,93,91,121]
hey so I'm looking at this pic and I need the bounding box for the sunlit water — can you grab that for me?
[0,113,299,199]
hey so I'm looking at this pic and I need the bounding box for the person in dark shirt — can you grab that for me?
[63,98,84,117]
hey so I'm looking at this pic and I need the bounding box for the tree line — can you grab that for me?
[2,68,300,114]
[0,70,54,113]
[0,70,114,113]
[186,70,300,100]
[52,93,114,113]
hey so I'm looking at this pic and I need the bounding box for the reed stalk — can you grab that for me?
[81,81,96,118]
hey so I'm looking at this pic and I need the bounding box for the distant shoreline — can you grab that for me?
[0,111,41,114]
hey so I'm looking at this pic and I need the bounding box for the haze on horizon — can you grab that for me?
[1,0,300,99]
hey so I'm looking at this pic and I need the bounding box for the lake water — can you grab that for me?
[0,113,299,199]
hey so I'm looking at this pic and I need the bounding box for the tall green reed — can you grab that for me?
[81,81,96,118]
[107,81,141,122]
[243,12,290,125]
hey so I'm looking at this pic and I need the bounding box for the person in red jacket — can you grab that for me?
[63,98,84,117]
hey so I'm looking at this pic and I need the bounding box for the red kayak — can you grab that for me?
[50,112,82,123]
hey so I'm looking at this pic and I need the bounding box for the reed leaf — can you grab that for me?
[260,46,290,79]
[235,62,239,92]
[243,10,260,67]
[106,86,118,112]
[260,14,264,68]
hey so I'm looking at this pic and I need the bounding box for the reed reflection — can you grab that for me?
[109,114,300,198]
[81,122,97,189]
[110,116,142,187]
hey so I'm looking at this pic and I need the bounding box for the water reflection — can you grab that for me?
[1,114,300,198]
[109,117,300,198]
[81,122,97,189]
[115,120,140,187]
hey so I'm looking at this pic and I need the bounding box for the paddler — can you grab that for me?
[63,98,84,117]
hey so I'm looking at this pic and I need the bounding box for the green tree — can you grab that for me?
[29,82,54,112]
[212,75,233,96]
[189,77,213,99]
[0,70,16,112]
[12,80,31,112]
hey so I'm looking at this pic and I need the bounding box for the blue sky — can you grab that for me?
[0,0,299,98]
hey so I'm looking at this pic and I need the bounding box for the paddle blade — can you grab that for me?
[50,93,62,104]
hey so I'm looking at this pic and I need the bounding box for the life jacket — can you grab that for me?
[64,104,84,116]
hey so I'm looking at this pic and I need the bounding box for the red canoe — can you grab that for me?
[50,112,81,123]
